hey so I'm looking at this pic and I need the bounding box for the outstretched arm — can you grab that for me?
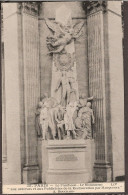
[87,96,93,101]
[48,45,64,54]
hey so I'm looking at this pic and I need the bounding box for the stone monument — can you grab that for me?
[37,5,95,184]
[2,1,124,185]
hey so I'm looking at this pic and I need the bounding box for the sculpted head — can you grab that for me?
[44,101,49,108]
[57,104,62,109]
[86,102,91,108]
[79,92,82,99]
[44,93,48,98]
[38,101,43,108]
[81,93,86,99]
[68,102,75,107]
[41,93,48,102]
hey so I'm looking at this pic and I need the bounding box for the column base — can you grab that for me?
[23,165,39,184]
[93,162,112,182]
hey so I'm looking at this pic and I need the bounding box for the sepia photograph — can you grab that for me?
[2,1,125,193]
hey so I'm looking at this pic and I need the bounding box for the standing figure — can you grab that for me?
[64,102,77,139]
[40,101,56,140]
[75,110,88,139]
[55,71,76,107]
[48,103,57,140]
[79,102,95,139]
[40,102,49,140]
[54,104,65,140]
[35,101,43,137]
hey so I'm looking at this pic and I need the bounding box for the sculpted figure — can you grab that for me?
[78,93,93,108]
[55,71,76,106]
[48,100,58,139]
[41,93,57,107]
[40,102,49,140]
[54,104,65,140]
[75,110,87,139]
[45,18,85,54]
[75,111,83,129]
[64,102,77,139]
[41,93,49,105]
[79,102,95,139]
[35,101,43,137]
[40,100,57,140]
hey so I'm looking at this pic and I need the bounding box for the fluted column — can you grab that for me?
[86,1,112,181]
[107,1,124,180]
[20,2,41,184]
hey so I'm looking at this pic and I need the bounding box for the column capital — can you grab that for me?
[17,2,42,16]
[83,1,107,15]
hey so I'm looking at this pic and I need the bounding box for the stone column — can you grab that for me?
[86,1,124,181]
[3,2,41,184]
[86,2,112,182]
[20,2,40,184]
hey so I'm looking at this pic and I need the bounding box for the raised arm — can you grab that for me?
[87,96,93,101]
[48,45,64,54]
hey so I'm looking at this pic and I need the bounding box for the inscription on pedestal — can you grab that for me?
[56,154,78,161]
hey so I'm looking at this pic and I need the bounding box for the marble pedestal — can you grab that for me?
[38,139,95,184]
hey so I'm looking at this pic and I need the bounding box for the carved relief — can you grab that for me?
[35,5,95,141]
[56,154,78,161]
[36,93,94,140]
[74,96,94,139]
[45,18,85,54]
[53,53,75,71]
